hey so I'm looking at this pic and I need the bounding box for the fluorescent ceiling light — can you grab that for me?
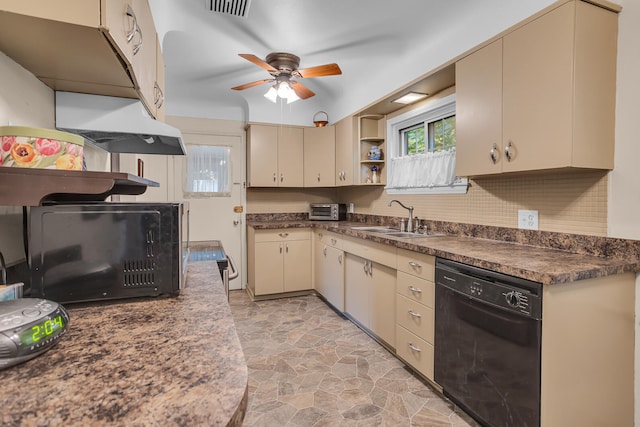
[392,92,429,104]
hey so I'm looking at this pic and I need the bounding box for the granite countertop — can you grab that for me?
[0,261,248,426]
[248,219,640,285]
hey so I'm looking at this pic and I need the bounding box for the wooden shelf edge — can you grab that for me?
[0,168,158,206]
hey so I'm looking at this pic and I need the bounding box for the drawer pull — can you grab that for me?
[408,286,422,294]
[408,261,422,269]
[408,310,422,318]
[331,238,337,245]
[279,232,289,238]
[408,343,421,353]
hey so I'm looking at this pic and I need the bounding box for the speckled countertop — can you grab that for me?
[0,260,248,426]
[249,218,640,285]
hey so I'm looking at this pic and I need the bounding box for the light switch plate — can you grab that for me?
[518,210,539,230]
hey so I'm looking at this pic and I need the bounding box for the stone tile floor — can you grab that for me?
[228,291,479,427]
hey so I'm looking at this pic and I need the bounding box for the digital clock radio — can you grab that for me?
[0,298,69,369]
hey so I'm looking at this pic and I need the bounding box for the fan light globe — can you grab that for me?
[264,86,278,103]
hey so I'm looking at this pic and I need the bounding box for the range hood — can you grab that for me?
[55,92,186,156]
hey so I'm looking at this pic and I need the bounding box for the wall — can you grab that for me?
[0,51,55,266]
[605,1,640,425]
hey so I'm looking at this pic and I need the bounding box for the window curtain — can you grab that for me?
[386,148,457,189]
[184,145,231,196]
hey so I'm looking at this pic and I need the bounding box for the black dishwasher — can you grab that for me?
[434,258,542,427]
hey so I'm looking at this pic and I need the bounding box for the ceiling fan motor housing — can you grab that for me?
[266,52,300,74]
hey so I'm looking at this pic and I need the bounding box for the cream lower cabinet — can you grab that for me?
[247,228,311,297]
[313,231,345,311]
[344,253,396,348]
[394,249,436,381]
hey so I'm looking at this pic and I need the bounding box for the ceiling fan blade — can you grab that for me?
[238,54,277,72]
[290,81,315,99]
[296,63,342,78]
[231,78,274,90]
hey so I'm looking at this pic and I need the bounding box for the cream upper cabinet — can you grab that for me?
[456,0,617,177]
[335,117,356,186]
[304,126,336,187]
[455,39,503,177]
[247,124,304,187]
[0,0,164,118]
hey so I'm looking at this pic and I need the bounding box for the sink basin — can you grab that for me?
[351,226,398,233]
[383,231,444,238]
[351,226,443,238]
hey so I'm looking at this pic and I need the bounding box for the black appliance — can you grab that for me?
[434,258,542,427]
[29,202,185,304]
[189,240,237,300]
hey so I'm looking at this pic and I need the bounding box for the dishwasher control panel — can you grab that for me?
[436,258,542,319]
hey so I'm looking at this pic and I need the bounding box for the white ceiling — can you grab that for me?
[148,0,556,126]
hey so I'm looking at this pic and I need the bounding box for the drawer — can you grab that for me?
[254,228,310,242]
[396,271,434,308]
[396,325,434,380]
[396,294,434,343]
[314,230,342,249]
[343,235,396,268]
[396,248,435,281]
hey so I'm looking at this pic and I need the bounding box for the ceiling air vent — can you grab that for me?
[206,0,252,18]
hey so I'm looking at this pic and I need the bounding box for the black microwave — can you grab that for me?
[28,202,185,304]
[309,203,347,221]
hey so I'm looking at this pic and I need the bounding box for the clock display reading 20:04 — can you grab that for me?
[19,315,66,346]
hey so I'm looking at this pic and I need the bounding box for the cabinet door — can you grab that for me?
[102,0,135,65]
[0,0,100,26]
[278,127,304,187]
[345,254,370,327]
[324,246,345,311]
[153,34,166,121]
[284,239,311,292]
[313,240,327,296]
[335,117,355,186]
[253,241,284,295]
[455,39,503,177]
[502,2,574,172]
[369,261,396,347]
[130,0,157,111]
[304,126,336,187]
[247,125,279,187]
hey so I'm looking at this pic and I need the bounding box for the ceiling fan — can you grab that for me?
[231,52,342,102]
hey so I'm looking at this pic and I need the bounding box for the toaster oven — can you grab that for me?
[309,203,346,221]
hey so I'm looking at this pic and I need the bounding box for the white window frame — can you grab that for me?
[386,93,468,195]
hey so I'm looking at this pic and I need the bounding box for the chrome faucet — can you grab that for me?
[388,199,414,232]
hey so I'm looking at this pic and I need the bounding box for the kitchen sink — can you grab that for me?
[351,226,443,238]
[351,226,398,233]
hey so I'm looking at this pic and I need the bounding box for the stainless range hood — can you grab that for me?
[55,92,186,156]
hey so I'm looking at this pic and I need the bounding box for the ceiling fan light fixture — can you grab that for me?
[264,86,278,103]
[392,91,429,104]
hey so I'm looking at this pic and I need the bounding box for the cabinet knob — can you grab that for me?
[323,246,327,257]
[280,173,284,182]
[408,343,422,353]
[317,173,321,182]
[331,238,337,245]
[408,309,422,319]
[490,143,499,164]
[505,141,515,162]
[273,173,277,182]
[338,254,343,264]
[278,232,289,238]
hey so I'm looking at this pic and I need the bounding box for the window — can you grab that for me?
[183,145,231,196]
[387,94,467,194]
[400,115,456,156]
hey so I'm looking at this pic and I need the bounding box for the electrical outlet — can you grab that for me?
[349,203,354,213]
[518,210,539,230]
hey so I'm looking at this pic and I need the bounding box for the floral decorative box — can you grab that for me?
[0,126,84,170]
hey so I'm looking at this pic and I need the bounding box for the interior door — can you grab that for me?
[174,132,245,290]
